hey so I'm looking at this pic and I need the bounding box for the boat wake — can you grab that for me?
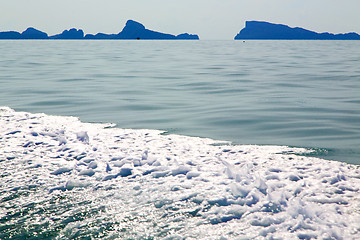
[1,107,359,239]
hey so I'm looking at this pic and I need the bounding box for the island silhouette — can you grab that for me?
[1,20,360,40]
[235,21,360,40]
[0,20,199,40]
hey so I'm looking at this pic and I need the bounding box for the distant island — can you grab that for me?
[235,21,360,40]
[0,20,199,40]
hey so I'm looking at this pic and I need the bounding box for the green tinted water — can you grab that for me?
[0,40,359,164]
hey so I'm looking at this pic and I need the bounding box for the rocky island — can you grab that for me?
[0,20,199,40]
[85,20,198,40]
[235,21,360,40]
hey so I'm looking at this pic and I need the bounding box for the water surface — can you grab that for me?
[0,40,359,164]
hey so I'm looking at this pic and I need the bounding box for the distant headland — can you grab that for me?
[235,21,360,40]
[2,20,360,40]
[0,20,199,40]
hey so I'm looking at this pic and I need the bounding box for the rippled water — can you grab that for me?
[2,107,360,239]
[0,40,359,164]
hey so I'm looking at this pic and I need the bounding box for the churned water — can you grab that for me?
[1,40,360,239]
[0,40,359,164]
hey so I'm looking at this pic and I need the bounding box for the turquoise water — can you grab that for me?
[0,40,359,164]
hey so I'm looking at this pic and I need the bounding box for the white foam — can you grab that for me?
[1,106,359,239]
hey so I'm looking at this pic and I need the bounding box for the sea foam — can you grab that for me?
[0,107,359,239]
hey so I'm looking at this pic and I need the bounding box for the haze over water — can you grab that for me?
[1,40,359,164]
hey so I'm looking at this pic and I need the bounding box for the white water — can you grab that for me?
[1,107,359,239]
[1,40,360,164]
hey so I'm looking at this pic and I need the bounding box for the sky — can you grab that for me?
[1,0,360,40]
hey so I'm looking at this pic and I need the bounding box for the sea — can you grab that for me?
[1,40,360,239]
[1,40,359,164]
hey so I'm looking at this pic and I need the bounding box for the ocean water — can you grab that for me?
[1,107,360,239]
[1,40,360,239]
[0,40,359,164]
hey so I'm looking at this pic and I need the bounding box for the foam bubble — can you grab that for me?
[1,106,359,239]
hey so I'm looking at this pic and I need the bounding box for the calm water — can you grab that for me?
[0,40,359,164]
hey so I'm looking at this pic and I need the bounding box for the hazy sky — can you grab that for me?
[1,0,360,39]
